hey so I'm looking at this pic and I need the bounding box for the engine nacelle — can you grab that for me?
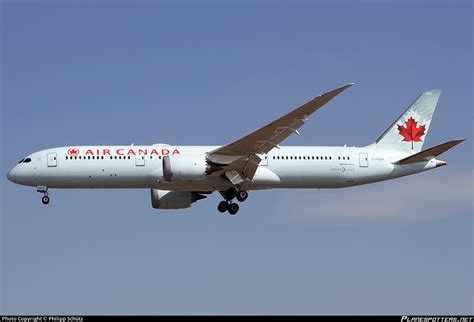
[162,155,212,182]
[151,189,207,210]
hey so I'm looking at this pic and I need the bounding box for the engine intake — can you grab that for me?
[162,155,221,182]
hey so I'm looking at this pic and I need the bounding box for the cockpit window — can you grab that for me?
[23,158,32,163]
[18,159,25,164]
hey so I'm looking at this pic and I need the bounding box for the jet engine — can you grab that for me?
[151,189,207,209]
[162,155,221,182]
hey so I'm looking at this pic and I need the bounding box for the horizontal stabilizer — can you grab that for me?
[393,139,465,165]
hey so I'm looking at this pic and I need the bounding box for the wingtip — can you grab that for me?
[316,82,354,99]
[342,83,355,90]
[341,83,355,89]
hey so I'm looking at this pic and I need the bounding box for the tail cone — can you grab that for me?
[435,160,447,168]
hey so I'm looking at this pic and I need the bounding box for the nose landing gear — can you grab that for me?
[37,186,50,205]
[42,195,50,205]
[217,187,248,215]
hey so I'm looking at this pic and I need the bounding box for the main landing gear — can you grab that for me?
[217,187,248,215]
[37,186,50,205]
[218,201,239,215]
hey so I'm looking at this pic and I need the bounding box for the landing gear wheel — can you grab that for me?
[218,201,228,213]
[236,190,248,202]
[42,196,50,205]
[228,203,239,215]
[226,187,237,200]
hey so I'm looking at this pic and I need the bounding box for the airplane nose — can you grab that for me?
[7,168,16,182]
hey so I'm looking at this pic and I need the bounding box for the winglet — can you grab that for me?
[316,83,354,100]
[393,139,465,165]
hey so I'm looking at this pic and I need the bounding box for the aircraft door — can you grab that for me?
[135,154,145,166]
[359,153,368,167]
[47,153,57,167]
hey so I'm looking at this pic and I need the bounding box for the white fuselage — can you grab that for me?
[8,144,439,192]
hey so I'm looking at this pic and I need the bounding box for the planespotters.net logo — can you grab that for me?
[402,317,473,322]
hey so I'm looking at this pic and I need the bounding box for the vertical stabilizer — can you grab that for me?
[375,90,441,154]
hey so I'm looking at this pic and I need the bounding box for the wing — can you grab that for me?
[207,83,354,183]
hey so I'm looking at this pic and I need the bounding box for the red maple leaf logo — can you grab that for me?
[68,148,79,156]
[397,117,426,149]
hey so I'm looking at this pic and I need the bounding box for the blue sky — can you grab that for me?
[1,1,472,315]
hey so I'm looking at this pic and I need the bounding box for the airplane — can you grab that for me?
[7,83,464,215]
